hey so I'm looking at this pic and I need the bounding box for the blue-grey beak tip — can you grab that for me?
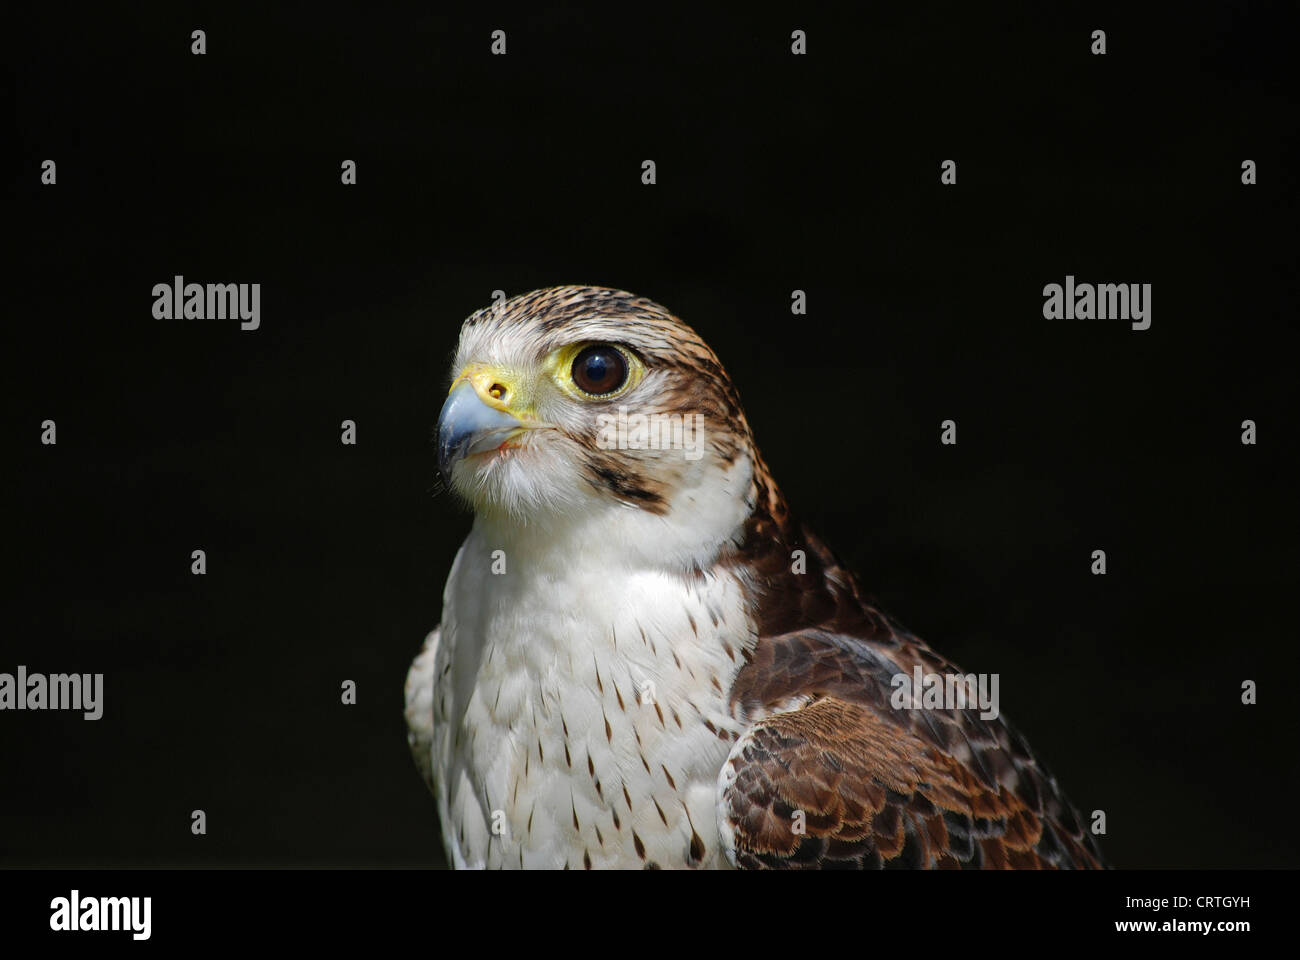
[437,381,524,480]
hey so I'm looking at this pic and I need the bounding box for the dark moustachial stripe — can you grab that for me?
[583,457,668,512]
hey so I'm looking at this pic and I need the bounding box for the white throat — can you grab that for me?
[432,455,758,868]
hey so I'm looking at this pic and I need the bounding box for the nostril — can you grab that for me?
[488,383,507,401]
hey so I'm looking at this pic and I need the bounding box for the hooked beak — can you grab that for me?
[437,380,525,478]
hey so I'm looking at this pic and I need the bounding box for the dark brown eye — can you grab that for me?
[571,344,629,396]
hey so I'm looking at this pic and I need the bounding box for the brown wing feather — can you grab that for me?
[722,691,1099,869]
[719,504,1105,869]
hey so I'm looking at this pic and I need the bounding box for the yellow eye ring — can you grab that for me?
[549,341,644,400]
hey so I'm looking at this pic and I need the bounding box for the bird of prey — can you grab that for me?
[405,285,1104,870]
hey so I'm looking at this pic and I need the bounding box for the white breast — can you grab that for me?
[431,497,755,869]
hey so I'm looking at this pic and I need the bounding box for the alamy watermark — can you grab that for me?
[152,275,260,330]
[0,666,103,720]
[890,666,1000,721]
[1042,274,1151,330]
[596,406,706,461]
[50,891,150,940]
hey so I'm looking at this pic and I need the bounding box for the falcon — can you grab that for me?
[405,285,1105,870]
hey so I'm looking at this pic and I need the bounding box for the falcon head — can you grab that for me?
[436,286,782,564]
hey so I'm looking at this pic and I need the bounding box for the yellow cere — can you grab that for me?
[450,362,533,418]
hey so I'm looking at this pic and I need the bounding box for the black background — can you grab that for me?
[4,3,1296,870]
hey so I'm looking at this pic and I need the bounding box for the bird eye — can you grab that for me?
[571,344,629,396]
